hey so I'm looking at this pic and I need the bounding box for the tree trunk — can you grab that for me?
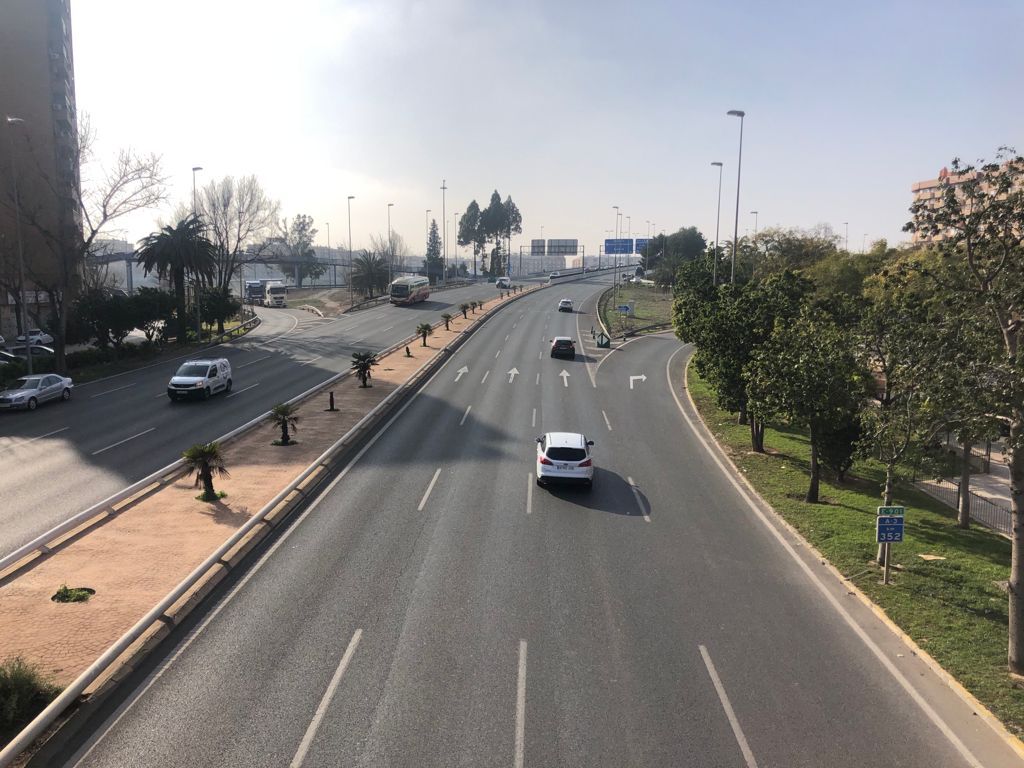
[174,267,187,345]
[1009,416,1024,674]
[805,428,820,503]
[217,318,225,335]
[738,405,748,426]
[281,423,290,444]
[749,417,765,453]
[958,438,973,529]
[877,461,897,566]
[202,468,215,500]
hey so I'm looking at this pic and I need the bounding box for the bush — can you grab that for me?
[0,657,61,744]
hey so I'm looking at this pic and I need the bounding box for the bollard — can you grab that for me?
[328,391,337,411]
[405,345,411,357]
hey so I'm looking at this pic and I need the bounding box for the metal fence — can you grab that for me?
[921,478,1012,536]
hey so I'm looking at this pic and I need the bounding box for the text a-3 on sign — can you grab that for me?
[876,505,905,543]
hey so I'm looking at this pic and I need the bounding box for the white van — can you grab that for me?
[167,358,233,401]
[496,276,511,289]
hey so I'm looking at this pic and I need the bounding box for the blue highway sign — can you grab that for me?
[604,239,634,255]
[876,515,905,543]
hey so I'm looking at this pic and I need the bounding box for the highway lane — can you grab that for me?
[47,279,1021,768]
[0,280,533,554]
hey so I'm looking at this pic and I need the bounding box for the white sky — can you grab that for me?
[71,0,1024,256]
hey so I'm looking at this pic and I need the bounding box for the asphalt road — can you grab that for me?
[0,281,529,554]
[46,279,1022,767]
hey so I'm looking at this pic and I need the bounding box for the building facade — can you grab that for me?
[0,0,81,336]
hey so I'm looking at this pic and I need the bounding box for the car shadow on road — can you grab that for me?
[540,468,652,519]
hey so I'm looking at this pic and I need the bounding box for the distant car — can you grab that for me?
[0,374,73,411]
[558,298,573,312]
[15,329,53,345]
[549,272,560,280]
[536,432,595,489]
[167,358,233,401]
[0,350,17,365]
[550,336,576,359]
[8,344,54,357]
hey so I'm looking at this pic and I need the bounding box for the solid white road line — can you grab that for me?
[575,301,597,388]
[666,346,986,768]
[602,410,612,431]
[481,371,490,384]
[290,629,363,768]
[627,476,650,522]
[91,427,156,456]
[237,354,272,368]
[515,639,528,768]
[90,383,136,399]
[527,473,533,515]
[460,405,472,426]
[531,408,536,428]
[699,645,759,768]
[227,382,260,398]
[418,467,442,511]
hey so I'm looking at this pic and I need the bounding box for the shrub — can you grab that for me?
[0,657,61,744]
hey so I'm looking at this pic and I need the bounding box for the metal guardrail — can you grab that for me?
[0,286,540,767]
[919,477,1012,536]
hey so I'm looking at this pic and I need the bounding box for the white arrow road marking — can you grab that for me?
[454,366,469,382]
[559,370,570,387]
[629,374,647,390]
[507,368,519,383]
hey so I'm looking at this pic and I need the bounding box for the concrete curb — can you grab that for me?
[15,285,541,767]
[680,354,1024,761]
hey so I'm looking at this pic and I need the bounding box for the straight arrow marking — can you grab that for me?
[507,368,519,383]
[559,370,570,388]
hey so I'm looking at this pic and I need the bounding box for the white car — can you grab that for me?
[0,374,73,411]
[167,358,233,401]
[558,298,573,312]
[15,329,54,345]
[536,432,595,490]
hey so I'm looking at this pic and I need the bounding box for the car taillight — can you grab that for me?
[539,456,553,465]
[578,459,592,467]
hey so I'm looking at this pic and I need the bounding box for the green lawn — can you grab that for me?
[598,283,674,336]
[687,366,1024,737]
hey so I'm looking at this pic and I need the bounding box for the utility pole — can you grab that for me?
[347,195,355,307]
[440,179,447,286]
[192,166,203,343]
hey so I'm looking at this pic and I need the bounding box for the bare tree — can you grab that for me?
[369,230,411,277]
[4,114,167,371]
[197,175,280,293]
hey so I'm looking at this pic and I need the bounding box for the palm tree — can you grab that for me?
[137,215,217,344]
[270,403,299,445]
[352,251,389,298]
[182,442,229,501]
[459,303,469,319]
[441,313,453,331]
[470,300,479,314]
[416,323,434,347]
[351,351,377,387]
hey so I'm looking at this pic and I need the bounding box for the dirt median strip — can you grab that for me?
[0,288,537,697]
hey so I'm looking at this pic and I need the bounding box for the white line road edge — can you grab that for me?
[418,467,442,511]
[665,345,985,768]
[515,639,528,768]
[699,645,759,768]
[289,628,363,768]
[90,427,156,456]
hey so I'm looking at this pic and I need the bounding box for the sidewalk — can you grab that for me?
[915,439,1013,536]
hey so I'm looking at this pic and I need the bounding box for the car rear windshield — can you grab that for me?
[176,364,211,377]
[554,340,574,347]
[546,447,586,461]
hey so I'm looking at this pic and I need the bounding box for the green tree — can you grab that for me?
[457,201,485,277]
[182,442,229,502]
[746,306,866,503]
[903,149,1024,672]
[352,251,389,297]
[423,219,443,284]
[459,303,469,319]
[269,402,299,445]
[274,214,326,287]
[416,322,433,346]
[200,286,242,335]
[132,287,176,343]
[351,351,377,387]
[136,215,217,344]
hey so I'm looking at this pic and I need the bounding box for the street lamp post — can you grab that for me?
[727,109,745,283]
[192,166,203,342]
[387,202,394,285]
[440,180,447,286]
[5,116,32,374]
[751,210,759,236]
[711,161,724,286]
[347,195,355,307]
[843,221,849,252]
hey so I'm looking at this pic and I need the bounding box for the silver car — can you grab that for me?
[0,374,73,411]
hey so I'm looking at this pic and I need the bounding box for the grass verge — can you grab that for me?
[598,283,674,336]
[687,365,1024,738]
[0,657,61,746]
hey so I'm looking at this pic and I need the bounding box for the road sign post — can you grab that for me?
[876,506,905,584]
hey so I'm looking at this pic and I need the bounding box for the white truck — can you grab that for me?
[264,281,287,308]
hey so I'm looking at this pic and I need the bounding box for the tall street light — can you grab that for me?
[727,109,745,283]
[347,195,355,307]
[5,116,32,373]
[387,202,394,285]
[711,161,724,287]
[192,166,203,342]
[440,179,447,286]
[751,210,759,236]
[843,221,849,252]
